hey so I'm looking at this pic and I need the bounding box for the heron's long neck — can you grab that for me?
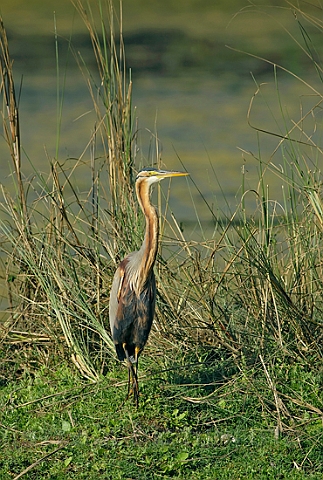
[136,179,159,281]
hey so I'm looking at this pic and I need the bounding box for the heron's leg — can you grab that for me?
[122,343,138,405]
[134,346,141,377]
[126,361,132,399]
[122,343,133,397]
[130,346,141,407]
[127,346,140,408]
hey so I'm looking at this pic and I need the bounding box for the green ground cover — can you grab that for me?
[1,361,322,479]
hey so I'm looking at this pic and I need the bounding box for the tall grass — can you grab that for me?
[0,0,322,437]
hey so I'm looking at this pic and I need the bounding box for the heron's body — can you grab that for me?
[109,258,156,362]
[109,168,188,406]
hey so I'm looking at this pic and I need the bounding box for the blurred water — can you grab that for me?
[0,1,322,225]
[1,67,321,225]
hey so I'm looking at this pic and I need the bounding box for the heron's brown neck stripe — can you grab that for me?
[136,179,159,279]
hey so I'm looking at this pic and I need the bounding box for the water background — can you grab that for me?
[0,0,323,224]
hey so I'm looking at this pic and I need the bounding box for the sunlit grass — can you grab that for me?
[1,362,322,478]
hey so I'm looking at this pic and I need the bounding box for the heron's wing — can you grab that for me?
[109,256,156,357]
[109,264,126,334]
[109,261,138,339]
[134,273,156,347]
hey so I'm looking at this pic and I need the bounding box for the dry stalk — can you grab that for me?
[0,17,28,222]
[259,354,284,439]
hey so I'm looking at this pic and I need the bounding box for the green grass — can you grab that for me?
[1,1,323,478]
[1,362,322,479]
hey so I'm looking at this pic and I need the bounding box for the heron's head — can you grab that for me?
[136,168,189,186]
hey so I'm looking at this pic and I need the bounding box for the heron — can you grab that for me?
[109,167,189,406]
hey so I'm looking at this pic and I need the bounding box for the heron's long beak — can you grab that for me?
[157,170,189,179]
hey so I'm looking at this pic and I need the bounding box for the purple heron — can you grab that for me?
[109,168,189,406]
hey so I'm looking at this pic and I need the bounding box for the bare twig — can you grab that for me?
[12,444,67,480]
